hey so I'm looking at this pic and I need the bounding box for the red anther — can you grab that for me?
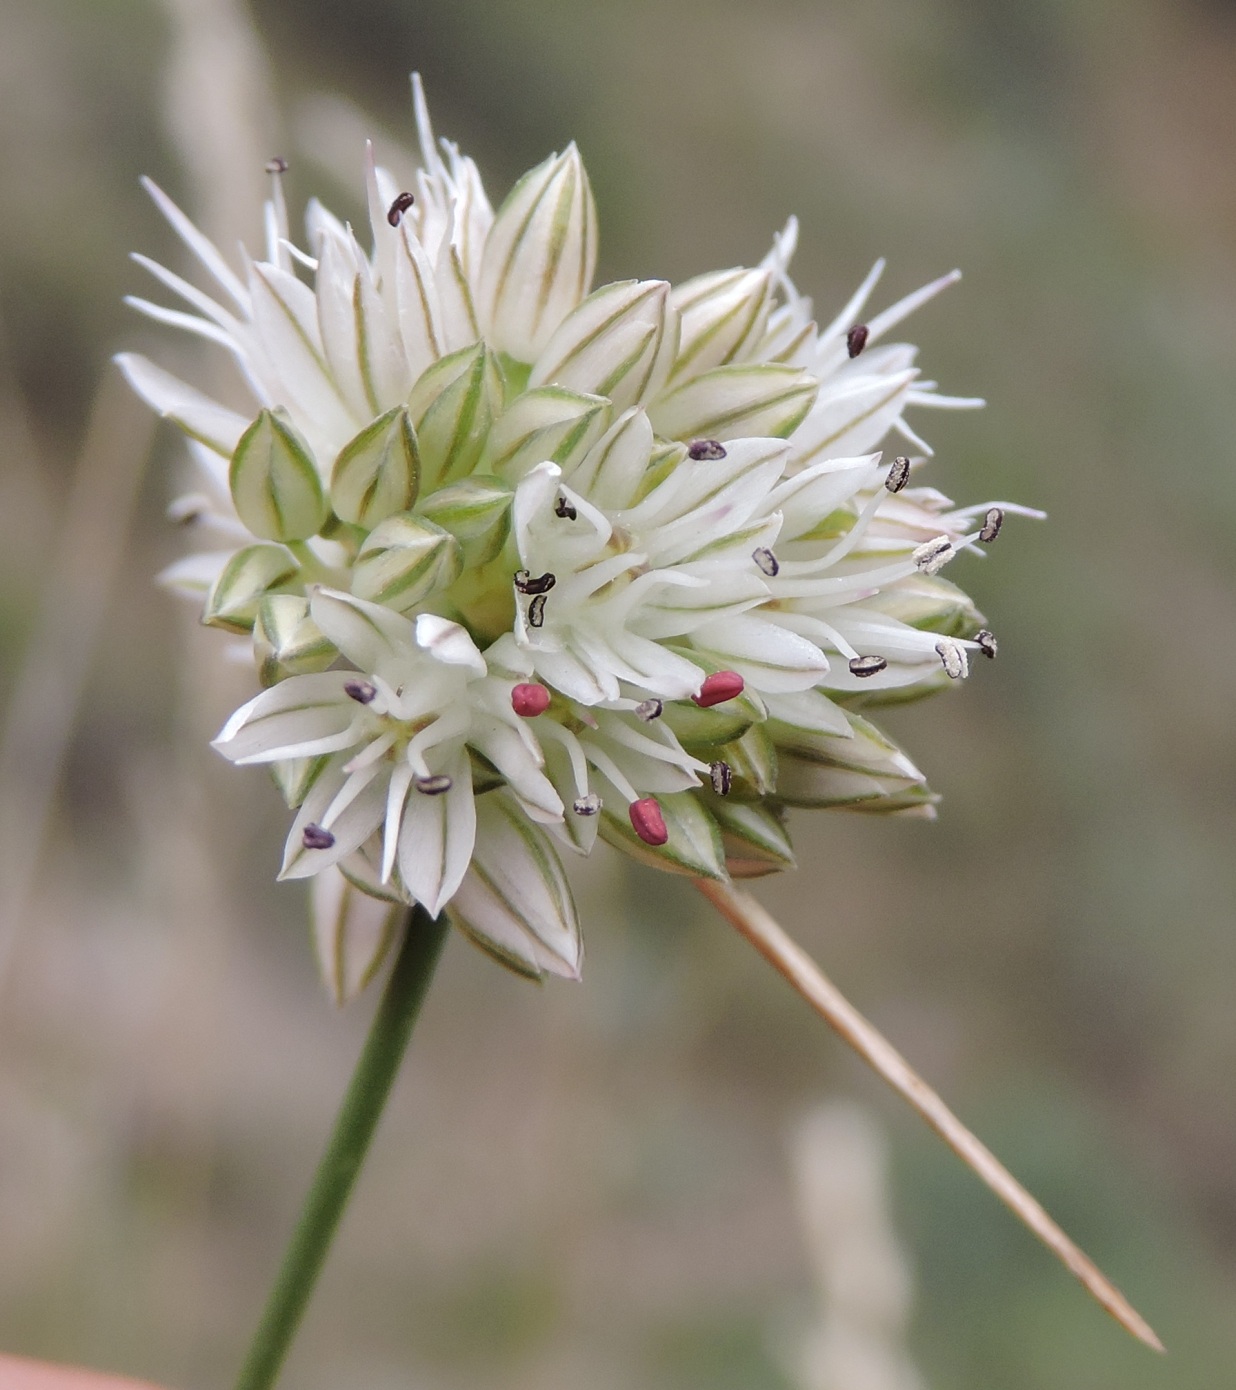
[629,797,668,846]
[511,682,551,717]
[691,670,745,708]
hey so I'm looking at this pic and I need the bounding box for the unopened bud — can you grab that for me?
[692,671,745,707]
[629,796,668,846]
[886,456,911,493]
[511,682,551,717]
[848,654,888,678]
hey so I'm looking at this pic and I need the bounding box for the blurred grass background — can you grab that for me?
[1,0,1235,1386]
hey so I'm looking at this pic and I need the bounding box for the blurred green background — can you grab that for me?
[1,1,1234,1387]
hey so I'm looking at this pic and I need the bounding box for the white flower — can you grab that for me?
[123,72,1031,996]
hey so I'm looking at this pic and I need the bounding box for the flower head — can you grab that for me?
[122,74,1037,994]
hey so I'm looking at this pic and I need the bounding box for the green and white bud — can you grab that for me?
[229,409,328,541]
[202,542,299,632]
[253,594,337,687]
[714,724,778,798]
[312,866,403,1006]
[484,386,609,481]
[477,144,597,363]
[650,363,818,443]
[530,279,679,414]
[330,406,420,528]
[448,790,582,980]
[669,267,773,382]
[407,344,505,491]
[351,513,462,613]
[417,476,513,566]
[271,754,327,809]
[710,799,796,878]
[599,789,727,880]
[866,572,986,639]
[773,711,933,811]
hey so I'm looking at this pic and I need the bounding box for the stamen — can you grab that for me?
[527,593,547,629]
[710,760,733,796]
[913,534,955,575]
[386,191,416,227]
[979,507,1004,544]
[752,546,780,577]
[573,792,601,816]
[885,455,911,493]
[976,628,998,660]
[554,494,578,520]
[414,774,453,795]
[688,439,727,460]
[265,156,289,175]
[936,639,967,680]
[344,678,377,704]
[302,823,335,850]
[167,495,206,525]
[692,671,745,707]
[514,569,557,595]
[846,323,869,358]
[848,654,887,678]
[511,682,551,717]
[634,698,663,721]
[629,796,669,846]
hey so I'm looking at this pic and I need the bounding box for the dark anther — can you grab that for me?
[886,456,911,493]
[688,439,727,460]
[848,654,888,678]
[846,323,869,358]
[573,792,601,816]
[514,569,556,596]
[302,823,335,850]
[936,640,965,679]
[414,774,453,795]
[752,546,779,578]
[528,593,547,628]
[710,760,733,796]
[976,629,998,660]
[386,191,416,227]
[979,507,1004,544]
[634,698,663,722]
[265,156,289,175]
[344,678,377,704]
[554,494,578,520]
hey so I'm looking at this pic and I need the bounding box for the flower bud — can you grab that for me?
[669,267,773,381]
[312,867,402,1005]
[772,712,934,812]
[710,799,796,878]
[865,572,985,638]
[599,789,726,879]
[530,279,678,413]
[350,513,462,613]
[650,363,818,443]
[477,144,598,362]
[416,475,513,565]
[484,386,609,481]
[253,594,337,687]
[202,542,299,633]
[270,755,327,809]
[448,790,582,980]
[329,406,420,528]
[406,343,505,491]
[229,409,328,541]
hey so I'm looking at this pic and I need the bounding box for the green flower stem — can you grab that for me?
[233,905,450,1390]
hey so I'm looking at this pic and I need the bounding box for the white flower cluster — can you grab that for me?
[120,77,1035,995]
